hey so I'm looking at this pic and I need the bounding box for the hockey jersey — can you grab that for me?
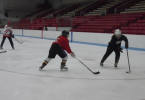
[53,36,72,54]
[108,35,128,48]
[3,25,13,37]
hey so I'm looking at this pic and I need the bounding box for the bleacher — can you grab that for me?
[121,0,145,14]
[85,0,124,16]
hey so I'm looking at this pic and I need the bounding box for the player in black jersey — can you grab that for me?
[100,29,129,67]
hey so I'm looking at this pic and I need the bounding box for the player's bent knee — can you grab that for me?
[62,56,68,61]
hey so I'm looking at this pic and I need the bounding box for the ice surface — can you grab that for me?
[0,35,145,100]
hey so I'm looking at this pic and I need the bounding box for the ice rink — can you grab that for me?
[0,34,145,100]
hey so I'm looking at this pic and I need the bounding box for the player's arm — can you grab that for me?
[64,39,75,57]
[64,39,72,53]
[3,25,7,32]
[123,35,128,43]
[108,35,116,48]
[123,35,129,48]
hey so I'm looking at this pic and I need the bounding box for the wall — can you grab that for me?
[1,0,42,9]
[73,32,145,49]
[0,28,145,51]
[0,13,20,21]
[0,0,43,18]
[49,0,86,5]
[46,27,71,31]
[0,1,4,15]
[49,0,94,8]
[8,10,33,18]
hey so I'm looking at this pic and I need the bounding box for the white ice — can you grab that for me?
[0,34,145,100]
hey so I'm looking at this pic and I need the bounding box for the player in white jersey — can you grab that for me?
[0,21,15,49]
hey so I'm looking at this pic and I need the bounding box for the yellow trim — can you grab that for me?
[44,61,48,65]
[62,61,66,63]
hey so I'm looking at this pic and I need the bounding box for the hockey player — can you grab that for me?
[100,29,129,67]
[39,30,75,71]
[0,21,15,49]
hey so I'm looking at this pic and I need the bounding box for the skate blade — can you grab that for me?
[60,69,68,71]
[114,67,118,69]
[39,68,42,71]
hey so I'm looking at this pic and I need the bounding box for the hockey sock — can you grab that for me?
[42,58,51,67]
[42,60,48,67]
[61,60,66,66]
[61,56,68,66]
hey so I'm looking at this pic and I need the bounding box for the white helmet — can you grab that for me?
[115,29,121,35]
[114,29,121,38]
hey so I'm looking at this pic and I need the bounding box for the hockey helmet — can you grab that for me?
[114,29,121,38]
[62,30,69,38]
[8,21,11,24]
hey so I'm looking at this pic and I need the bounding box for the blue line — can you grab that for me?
[43,38,55,40]
[14,34,24,37]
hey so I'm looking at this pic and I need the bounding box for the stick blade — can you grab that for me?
[93,71,100,74]
[0,51,7,53]
[126,71,131,74]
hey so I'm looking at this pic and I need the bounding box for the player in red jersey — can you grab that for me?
[39,30,75,71]
[0,21,15,49]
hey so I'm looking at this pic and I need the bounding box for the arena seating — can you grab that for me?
[6,0,145,35]
[71,12,145,33]
[121,0,145,14]
[85,0,123,16]
[61,0,97,17]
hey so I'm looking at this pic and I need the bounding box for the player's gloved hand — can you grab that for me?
[11,34,14,38]
[70,52,75,58]
[125,43,128,49]
[118,47,123,53]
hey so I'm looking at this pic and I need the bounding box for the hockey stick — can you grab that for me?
[0,51,7,53]
[75,57,100,74]
[14,37,23,44]
[126,49,131,73]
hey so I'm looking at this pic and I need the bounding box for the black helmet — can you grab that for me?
[62,30,69,38]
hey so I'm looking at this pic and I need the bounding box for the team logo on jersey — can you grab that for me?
[5,30,8,33]
[116,41,121,44]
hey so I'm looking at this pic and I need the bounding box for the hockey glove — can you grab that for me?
[125,43,128,49]
[118,47,123,53]
[70,52,75,58]
[11,34,14,38]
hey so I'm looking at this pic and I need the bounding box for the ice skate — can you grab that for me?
[0,46,3,49]
[60,65,68,71]
[12,47,15,49]
[39,65,45,71]
[100,62,103,67]
[114,62,118,68]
